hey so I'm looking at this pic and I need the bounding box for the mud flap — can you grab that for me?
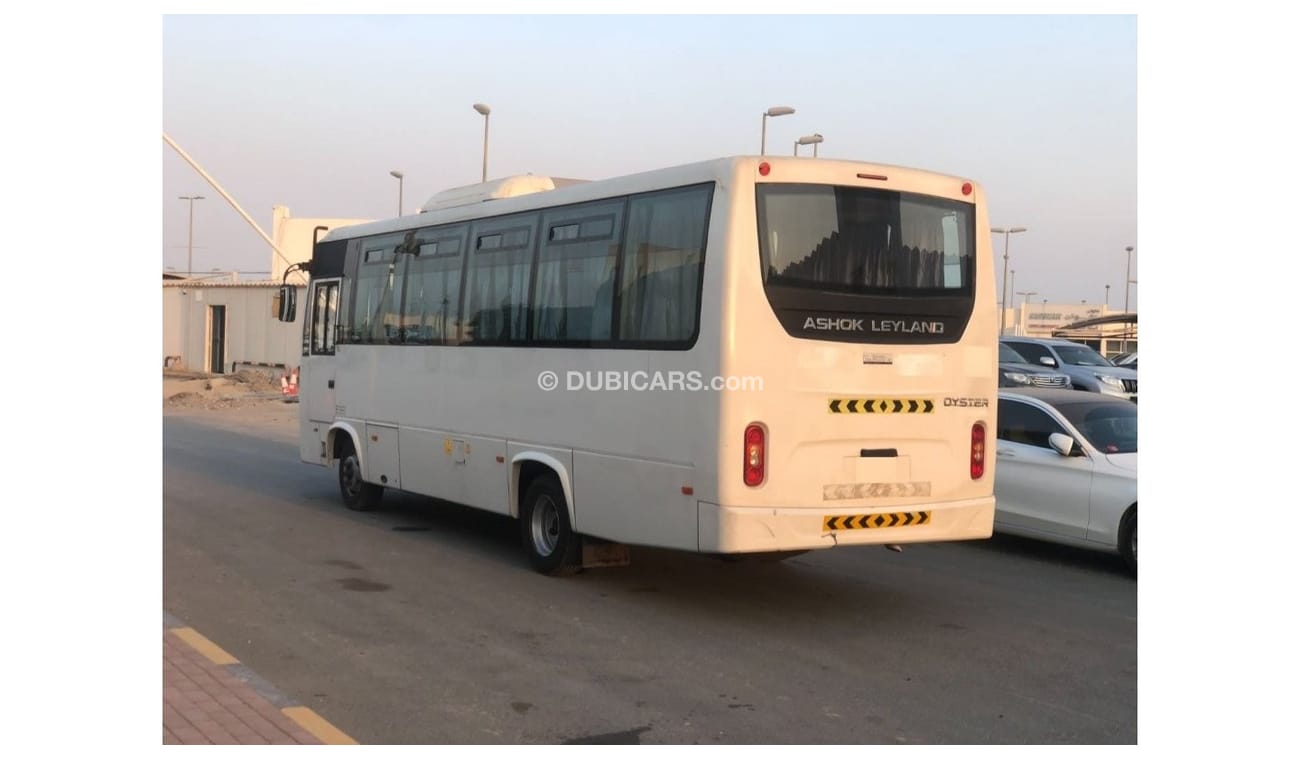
[582,539,631,568]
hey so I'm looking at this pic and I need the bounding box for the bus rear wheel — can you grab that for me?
[520,476,580,575]
[338,437,383,511]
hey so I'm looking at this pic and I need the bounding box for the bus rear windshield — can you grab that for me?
[757,184,973,295]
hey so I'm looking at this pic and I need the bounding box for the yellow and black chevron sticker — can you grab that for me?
[828,398,935,414]
[823,511,932,531]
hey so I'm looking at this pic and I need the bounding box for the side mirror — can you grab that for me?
[275,285,297,322]
[1048,432,1078,457]
[1038,356,1058,367]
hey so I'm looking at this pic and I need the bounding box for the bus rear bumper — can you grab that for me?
[698,496,995,553]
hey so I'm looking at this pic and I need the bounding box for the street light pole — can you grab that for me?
[1124,246,1134,314]
[794,133,823,157]
[389,170,404,216]
[991,226,1027,335]
[1105,284,1111,309]
[1008,270,1015,331]
[473,103,491,183]
[179,195,205,278]
[761,106,794,155]
[1016,290,1037,335]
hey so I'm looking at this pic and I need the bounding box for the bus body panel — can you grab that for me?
[294,156,996,556]
[712,159,996,543]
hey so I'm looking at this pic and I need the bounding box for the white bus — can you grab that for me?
[277,156,997,574]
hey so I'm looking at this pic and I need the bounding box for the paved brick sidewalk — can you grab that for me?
[163,614,354,744]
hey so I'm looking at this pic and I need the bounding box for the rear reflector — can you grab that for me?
[744,424,766,486]
[971,423,986,479]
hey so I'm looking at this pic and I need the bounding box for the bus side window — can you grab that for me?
[617,185,711,345]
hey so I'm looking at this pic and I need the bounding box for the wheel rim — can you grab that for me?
[1131,524,1137,563]
[530,494,560,557]
[341,455,362,497]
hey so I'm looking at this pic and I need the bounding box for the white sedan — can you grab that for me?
[994,388,1137,573]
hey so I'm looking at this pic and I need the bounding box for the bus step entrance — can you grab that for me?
[582,539,631,568]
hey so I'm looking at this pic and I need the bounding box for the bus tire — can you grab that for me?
[520,476,580,575]
[338,437,383,512]
[1118,506,1136,576]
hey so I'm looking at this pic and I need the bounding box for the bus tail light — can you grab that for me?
[743,424,766,486]
[971,423,986,479]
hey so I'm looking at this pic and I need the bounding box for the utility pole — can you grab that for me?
[179,195,205,277]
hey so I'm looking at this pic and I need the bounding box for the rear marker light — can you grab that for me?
[759,162,771,176]
[744,423,766,486]
[971,423,986,479]
[961,182,973,196]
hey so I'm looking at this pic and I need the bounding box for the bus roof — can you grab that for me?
[418,174,592,212]
[318,156,979,244]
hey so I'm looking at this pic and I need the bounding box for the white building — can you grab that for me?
[162,206,370,373]
[1001,301,1137,356]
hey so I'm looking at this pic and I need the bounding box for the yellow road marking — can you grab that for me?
[283,706,359,745]
[170,627,239,665]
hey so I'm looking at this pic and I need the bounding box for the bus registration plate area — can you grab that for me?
[820,456,930,502]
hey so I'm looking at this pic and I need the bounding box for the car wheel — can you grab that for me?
[338,437,384,511]
[520,476,580,575]
[1118,507,1137,575]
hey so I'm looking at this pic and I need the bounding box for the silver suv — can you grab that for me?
[1000,337,1136,402]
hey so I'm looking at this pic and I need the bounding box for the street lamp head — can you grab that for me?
[473,103,491,116]
[178,195,205,201]
[390,170,404,180]
[765,106,795,117]
[1126,245,1134,253]
[796,134,824,146]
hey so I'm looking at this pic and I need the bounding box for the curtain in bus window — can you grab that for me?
[353,263,385,342]
[534,249,617,342]
[898,199,962,289]
[618,187,710,343]
[354,243,402,343]
[761,186,970,293]
[463,233,531,344]
[534,209,621,343]
[402,234,464,345]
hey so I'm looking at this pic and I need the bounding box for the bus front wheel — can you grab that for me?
[338,437,384,511]
[520,476,580,575]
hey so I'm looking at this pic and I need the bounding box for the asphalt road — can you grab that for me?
[163,408,1136,744]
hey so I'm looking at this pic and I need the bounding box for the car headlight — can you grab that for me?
[1097,374,1125,388]
[1003,371,1030,384]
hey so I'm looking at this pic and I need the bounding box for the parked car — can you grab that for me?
[998,343,1073,389]
[994,388,1137,573]
[1113,352,1137,371]
[1000,337,1136,402]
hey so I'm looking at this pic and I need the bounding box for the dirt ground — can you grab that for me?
[162,369,302,429]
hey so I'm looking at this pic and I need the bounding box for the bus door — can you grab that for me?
[301,277,341,464]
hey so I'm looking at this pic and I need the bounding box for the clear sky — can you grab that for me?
[162,13,1137,309]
